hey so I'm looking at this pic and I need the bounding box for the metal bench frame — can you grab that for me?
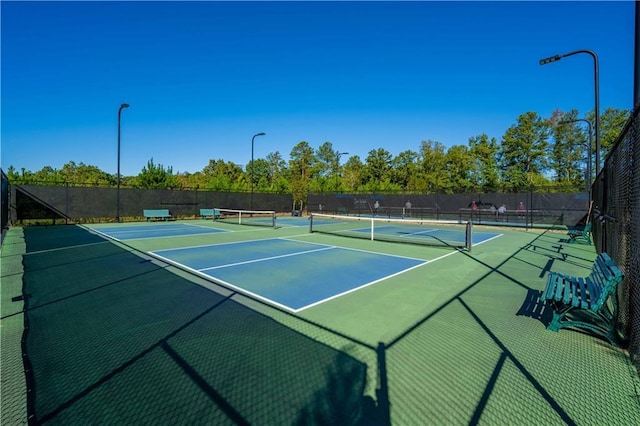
[567,222,592,245]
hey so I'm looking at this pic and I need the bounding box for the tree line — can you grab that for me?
[5,108,629,203]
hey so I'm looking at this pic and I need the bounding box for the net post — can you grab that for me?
[466,221,473,252]
[309,213,314,233]
[370,217,375,241]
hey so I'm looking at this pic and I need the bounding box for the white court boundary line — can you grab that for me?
[149,251,295,312]
[149,229,505,312]
[199,246,337,271]
[293,250,458,312]
[150,237,469,313]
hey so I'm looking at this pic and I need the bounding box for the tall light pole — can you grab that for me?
[116,103,130,222]
[539,49,600,176]
[336,152,348,191]
[250,132,265,210]
[560,118,592,193]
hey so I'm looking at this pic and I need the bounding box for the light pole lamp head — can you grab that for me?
[255,132,265,137]
[539,55,562,65]
[121,103,130,109]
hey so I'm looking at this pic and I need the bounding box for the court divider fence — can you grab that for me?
[309,191,588,229]
[592,102,640,373]
[9,186,293,223]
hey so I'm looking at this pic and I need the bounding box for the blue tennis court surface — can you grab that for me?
[90,223,227,241]
[360,224,500,246]
[151,238,426,311]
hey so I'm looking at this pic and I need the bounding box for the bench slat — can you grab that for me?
[577,277,590,309]
[554,275,566,302]
[542,273,560,301]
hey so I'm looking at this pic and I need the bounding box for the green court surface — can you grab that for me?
[2,219,640,425]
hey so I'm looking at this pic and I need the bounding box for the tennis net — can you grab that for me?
[309,213,473,251]
[214,208,276,228]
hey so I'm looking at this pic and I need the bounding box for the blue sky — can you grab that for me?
[1,1,635,176]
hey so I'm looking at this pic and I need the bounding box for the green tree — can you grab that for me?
[311,142,333,192]
[498,112,550,191]
[468,134,499,190]
[444,145,473,192]
[176,171,206,189]
[136,158,182,189]
[363,148,393,191]
[315,141,338,177]
[265,151,290,193]
[5,166,32,184]
[31,166,62,184]
[288,141,317,208]
[548,109,587,188]
[420,140,447,192]
[250,158,272,192]
[594,107,630,157]
[390,150,419,191]
[202,159,244,191]
[341,156,364,192]
[60,161,114,186]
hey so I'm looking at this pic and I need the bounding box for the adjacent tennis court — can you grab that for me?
[8,213,640,426]
[90,222,227,241]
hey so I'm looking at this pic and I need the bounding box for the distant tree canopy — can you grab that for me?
[6,107,631,194]
[136,158,182,189]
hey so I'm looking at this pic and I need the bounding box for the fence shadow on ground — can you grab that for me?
[19,225,371,425]
[379,229,580,424]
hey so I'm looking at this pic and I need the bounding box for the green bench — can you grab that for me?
[143,209,171,222]
[541,252,624,345]
[567,222,592,244]
[199,208,220,220]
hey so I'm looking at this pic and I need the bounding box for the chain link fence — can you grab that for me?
[1,169,9,239]
[592,102,640,371]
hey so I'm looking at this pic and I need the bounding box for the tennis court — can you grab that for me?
[90,222,227,241]
[88,218,502,312]
[151,238,428,311]
[3,216,640,425]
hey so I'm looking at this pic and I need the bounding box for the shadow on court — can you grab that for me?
[19,225,375,425]
[9,224,639,425]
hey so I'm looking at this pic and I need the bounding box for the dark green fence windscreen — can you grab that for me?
[12,186,293,222]
[309,191,589,227]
